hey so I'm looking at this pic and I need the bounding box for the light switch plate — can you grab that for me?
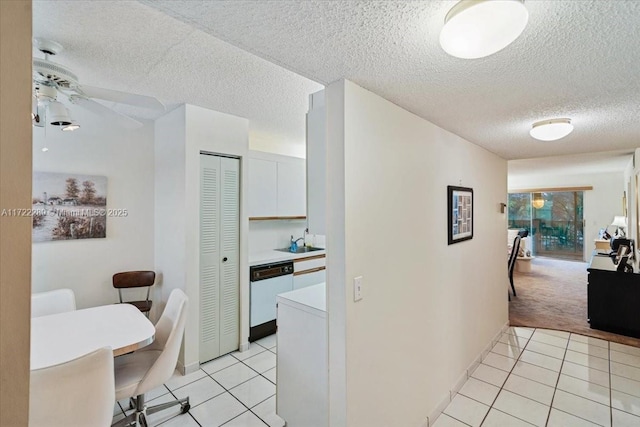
[354,276,363,301]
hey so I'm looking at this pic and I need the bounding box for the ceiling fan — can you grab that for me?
[32,38,165,131]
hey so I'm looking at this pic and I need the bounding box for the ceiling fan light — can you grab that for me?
[530,118,574,141]
[440,0,529,59]
[62,123,80,132]
[47,101,72,126]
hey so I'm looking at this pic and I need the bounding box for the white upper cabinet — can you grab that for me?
[247,153,306,218]
[247,158,277,217]
[277,161,306,217]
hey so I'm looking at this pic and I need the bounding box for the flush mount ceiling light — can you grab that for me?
[439,0,529,59]
[529,118,574,141]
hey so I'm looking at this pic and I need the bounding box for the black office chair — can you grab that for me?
[508,235,522,300]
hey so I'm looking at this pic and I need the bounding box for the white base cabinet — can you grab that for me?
[293,254,326,290]
[293,269,325,290]
[276,283,327,427]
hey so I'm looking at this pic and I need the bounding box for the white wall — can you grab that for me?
[624,153,636,248]
[326,80,508,426]
[155,104,249,373]
[248,220,307,253]
[32,108,155,310]
[154,105,187,327]
[250,138,305,159]
[509,171,625,261]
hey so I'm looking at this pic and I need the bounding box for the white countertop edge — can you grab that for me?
[277,282,326,313]
[249,249,326,266]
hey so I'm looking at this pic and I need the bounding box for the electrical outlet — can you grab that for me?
[354,276,363,301]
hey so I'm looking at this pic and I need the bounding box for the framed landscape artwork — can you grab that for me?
[448,185,473,245]
[32,172,108,242]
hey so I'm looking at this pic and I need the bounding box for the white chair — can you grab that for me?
[31,288,76,317]
[113,289,190,427]
[29,347,115,427]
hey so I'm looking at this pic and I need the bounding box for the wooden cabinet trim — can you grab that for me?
[293,266,326,276]
[249,216,307,221]
[293,254,326,262]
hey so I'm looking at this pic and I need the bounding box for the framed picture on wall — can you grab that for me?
[32,172,108,243]
[448,185,473,245]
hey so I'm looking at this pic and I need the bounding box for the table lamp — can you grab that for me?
[611,216,627,237]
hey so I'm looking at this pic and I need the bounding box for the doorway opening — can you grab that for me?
[508,191,584,261]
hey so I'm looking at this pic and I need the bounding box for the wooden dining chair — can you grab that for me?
[112,271,155,317]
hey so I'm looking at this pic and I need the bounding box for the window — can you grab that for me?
[508,191,584,260]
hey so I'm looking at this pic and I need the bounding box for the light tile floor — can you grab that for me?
[434,327,640,427]
[113,328,640,427]
[113,334,283,427]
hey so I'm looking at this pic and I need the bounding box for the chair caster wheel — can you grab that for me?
[180,403,190,414]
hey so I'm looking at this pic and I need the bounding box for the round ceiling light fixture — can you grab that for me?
[532,192,545,209]
[440,0,529,59]
[529,118,574,141]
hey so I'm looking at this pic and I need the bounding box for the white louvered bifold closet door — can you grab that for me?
[200,154,240,363]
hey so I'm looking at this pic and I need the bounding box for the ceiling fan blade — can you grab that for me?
[70,97,143,129]
[79,85,165,111]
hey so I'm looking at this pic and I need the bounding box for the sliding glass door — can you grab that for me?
[508,191,584,260]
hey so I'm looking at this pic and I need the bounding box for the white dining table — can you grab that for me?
[31,303,155,370]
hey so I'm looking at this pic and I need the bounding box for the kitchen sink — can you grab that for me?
[275,246,324,254]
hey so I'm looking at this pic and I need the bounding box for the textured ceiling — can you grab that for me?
[32,1,323,157]
[33,1,640,165]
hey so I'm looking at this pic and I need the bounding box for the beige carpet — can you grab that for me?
[509,256,640,348]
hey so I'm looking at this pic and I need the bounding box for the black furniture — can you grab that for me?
[587,254,640,338]
[508,235,521,300]
[611,237,633,252]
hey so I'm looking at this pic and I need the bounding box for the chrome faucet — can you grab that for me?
[291,235,305,245]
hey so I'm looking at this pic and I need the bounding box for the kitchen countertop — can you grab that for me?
[249,249,326,266]
[277,282,326,313]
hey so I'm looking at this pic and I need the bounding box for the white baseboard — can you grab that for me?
[426,320,509,426]
[451,370,468,398]
[181,361,200,375]
[239,341,250,352]
[427,391,453,427]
